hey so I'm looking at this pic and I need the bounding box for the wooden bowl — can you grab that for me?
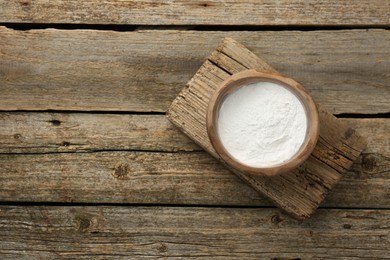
[206,69,320,177]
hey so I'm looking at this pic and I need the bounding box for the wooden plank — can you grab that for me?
[0,206,389,258]
[0,150,388,208]
[167,38,368,219]
[324,117,390,207]
[0,113,386,155]
[0,118,387,208]
[1,27,389,114]
[0,113,199,153]
[1,0,389,26]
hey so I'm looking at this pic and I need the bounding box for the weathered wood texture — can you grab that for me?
[0,113,199,153]
[168,38,368,219]
[1,27,389,114]
[0,113,387,155]
[0,206,389,259]
[0,147,388,208]
[1,0,389,26]
[0,113,388,208]
[0,1,388,258]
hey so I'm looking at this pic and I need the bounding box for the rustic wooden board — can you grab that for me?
[0,148,388,208]
[1,0,389,26]
[1,27,389,114]
[0,206,389,259]
[1,113,388,155]
[0,113,199,153]
[167,38,368,219]
[0,113,388,208]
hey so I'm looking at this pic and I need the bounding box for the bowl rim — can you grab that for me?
[206,69,320,177]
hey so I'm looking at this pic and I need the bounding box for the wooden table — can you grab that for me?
[0,1,389,258]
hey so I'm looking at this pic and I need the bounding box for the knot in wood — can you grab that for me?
[343,224,352,229]
[113,163,130,179]
[344,127,355,140]
[362,154,377,172]
[158,243,167,253]
[271,214,284,225]
[13,133,22,140]
[19,0,30,6]
[49,119,61,126]
[61,141,71,147]
[76,216,92,232]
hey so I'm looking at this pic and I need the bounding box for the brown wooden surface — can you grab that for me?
[0,114,388,208]
[1,206,389,259]
[0,113,387,155]
[0,2,389,257]
[1,0,389,26]
[0,113,199,153]
[1,27,389,114]
[0,143,388,208]
[167,38,368,219]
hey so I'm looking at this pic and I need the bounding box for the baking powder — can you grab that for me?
[217,81,308,167]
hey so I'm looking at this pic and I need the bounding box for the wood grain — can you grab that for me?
[0,150,388,208]
[0,113,387,155]
[0,113,199,153]
[0,1,387,257]
[0,206,389,259]
[0,115,387,208]
[1,27,389,114]
[1,0,389,26]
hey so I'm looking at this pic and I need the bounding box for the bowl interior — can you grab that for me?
[206,70,319,176]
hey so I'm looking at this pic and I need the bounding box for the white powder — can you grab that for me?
[217,81,308,168]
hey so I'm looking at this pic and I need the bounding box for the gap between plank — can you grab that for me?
[2,23,389,32]
[0,201,388,211]
[336,112,390,119]
[1,110,388,118]
[0,201,276,209]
